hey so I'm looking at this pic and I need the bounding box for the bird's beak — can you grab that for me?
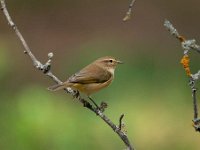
[116,60,123,64]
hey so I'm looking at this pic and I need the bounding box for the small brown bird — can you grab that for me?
[48,56,122,96]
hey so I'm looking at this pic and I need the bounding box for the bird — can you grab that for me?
[48,56,122,105]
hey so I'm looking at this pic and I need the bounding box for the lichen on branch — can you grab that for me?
[164,19,200,132]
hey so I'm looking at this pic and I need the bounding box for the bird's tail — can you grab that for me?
[47,83,66,91]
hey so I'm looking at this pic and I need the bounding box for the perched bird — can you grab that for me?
[48,56,122,97]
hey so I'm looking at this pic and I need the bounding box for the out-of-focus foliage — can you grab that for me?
[1,0,200,150]
[0,44,10,79]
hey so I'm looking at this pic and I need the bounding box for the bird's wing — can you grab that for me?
[67,64,112,84]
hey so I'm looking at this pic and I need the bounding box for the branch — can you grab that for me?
[123,0,136,22]
[0,0,136,149]
[164,19,200,132]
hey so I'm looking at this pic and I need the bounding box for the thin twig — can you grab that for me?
[119,114,125,130]
[164,19,200,132]
[123,0,136,22]
[188,79,198,120]
[0,0,135,149]
[192,88,198,119]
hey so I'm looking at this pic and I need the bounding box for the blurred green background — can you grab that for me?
[1,0,200,150]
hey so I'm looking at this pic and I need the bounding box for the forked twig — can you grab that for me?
[0,0,135,149]
[164,19,200,132]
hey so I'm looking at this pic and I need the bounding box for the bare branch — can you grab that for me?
[164,19,200,132]
[123,0,136,22]
[192,87,198,119]
[164,20,200,54]
[164,20,180,39]
[0,0,136,149]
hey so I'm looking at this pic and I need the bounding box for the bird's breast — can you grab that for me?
[107,68,115,75]
[71,76,113,96]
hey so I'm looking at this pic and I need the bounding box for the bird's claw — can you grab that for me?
[99,101,108,112]
[73,90,80,99]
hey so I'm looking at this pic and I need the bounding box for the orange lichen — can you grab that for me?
[180,55,191,76]
[178,35,186,42]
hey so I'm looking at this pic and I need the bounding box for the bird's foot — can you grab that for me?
[73,90,80,99]
[99,101,108,112]
[88,97,108,113]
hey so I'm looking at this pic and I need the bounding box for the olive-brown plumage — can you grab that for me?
[48,56,122,96]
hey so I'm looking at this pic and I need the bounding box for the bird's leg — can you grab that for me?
[88,96,100,109]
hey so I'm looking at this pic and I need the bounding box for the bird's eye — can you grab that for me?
[109,59,113,63]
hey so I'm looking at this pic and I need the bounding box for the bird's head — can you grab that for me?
[95,56,123,74]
